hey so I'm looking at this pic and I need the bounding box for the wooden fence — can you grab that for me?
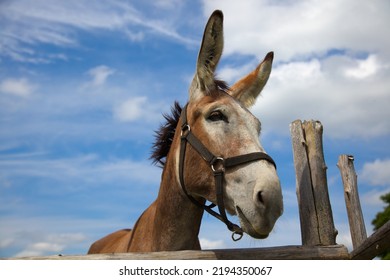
[9,120,390,260]
[290,120,390,260]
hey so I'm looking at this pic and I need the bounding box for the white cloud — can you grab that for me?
[361,188,390,207]
[0,216,90,257]
[219,60,259,84]
[13,233,87,257]
[0,153,161,190]
[84,65,116,87]
[202,0,390,61]
[201,0,390,139]
[272,59,322,84]
[0,0,197,63]
[0,151,162,257]
[153,0,184,10]
[344,55,382,79]
[113,96,148,122]
[15,242,65,257]
[0,78,36,97]
[199,238,225,249]
[113,96,164,123]
[360,158,390,187]
[334,223,353,251]
[218,54,390,139]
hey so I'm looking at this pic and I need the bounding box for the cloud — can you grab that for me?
[334,223,353,251]
[0,0,197,63]
[202,0,390,61]
[0,153,161,191]
[113,97,148,122]
[84,65,116,88]
[361,188,390,207]
[360,158,390,187]
[15,242,65,257]
[0,152,162,257]
[152,0,185,10]
[218,60,259,84]
[0,78,36,97]
[272,59,322,84]
[0,216,92,257]
[201,0,390,140]
[0,70,170,146]
[344,55,383,79]
[113,96,165,123]
[199,238,225,249]
[218,54,390,139]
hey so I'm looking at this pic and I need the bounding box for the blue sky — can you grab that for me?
[1,0,389,257]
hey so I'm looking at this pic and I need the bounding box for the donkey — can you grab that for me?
[88,10,283,254]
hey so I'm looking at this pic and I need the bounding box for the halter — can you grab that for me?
[178,104,276,241]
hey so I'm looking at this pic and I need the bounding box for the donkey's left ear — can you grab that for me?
[190,10,224,101]
[229,52,274,107]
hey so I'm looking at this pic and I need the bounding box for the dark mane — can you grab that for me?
[150,101,182,168]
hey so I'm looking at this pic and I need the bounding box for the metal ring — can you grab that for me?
[211,157,225,172]
[231,231,244,241]
[180,124,191,136]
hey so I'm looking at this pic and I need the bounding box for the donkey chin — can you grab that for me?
[235,205,278,239]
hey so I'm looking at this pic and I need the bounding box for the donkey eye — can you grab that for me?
[208,110,227,122]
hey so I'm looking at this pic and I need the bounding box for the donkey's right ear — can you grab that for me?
[190,10,224,100]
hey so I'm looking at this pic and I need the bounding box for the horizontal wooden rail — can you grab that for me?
[351,220,390,260]
[9,245,349,260]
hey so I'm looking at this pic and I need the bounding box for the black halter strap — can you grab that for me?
[178,104,276,241]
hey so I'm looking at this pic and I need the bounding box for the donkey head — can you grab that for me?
[179,10,283,239]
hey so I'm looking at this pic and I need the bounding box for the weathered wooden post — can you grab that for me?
[337,155,367,249]
[290,120,337,246]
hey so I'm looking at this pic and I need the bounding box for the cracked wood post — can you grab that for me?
[303,121,337,245]
[290,120,337,246]
[291,120,319,245]
[337,154,367,249]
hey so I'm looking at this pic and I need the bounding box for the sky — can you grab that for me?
[0,0,389,258]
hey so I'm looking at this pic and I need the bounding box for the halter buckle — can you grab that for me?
[180,124,191,137]
[211,157,225,172]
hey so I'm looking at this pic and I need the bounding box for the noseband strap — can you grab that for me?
[178,104,276,241]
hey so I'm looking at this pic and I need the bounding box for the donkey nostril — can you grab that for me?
[257,191,264,204]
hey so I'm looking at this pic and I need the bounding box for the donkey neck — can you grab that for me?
[151,151,204,251]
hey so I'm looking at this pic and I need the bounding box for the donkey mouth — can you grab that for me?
[236,206,269,239]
